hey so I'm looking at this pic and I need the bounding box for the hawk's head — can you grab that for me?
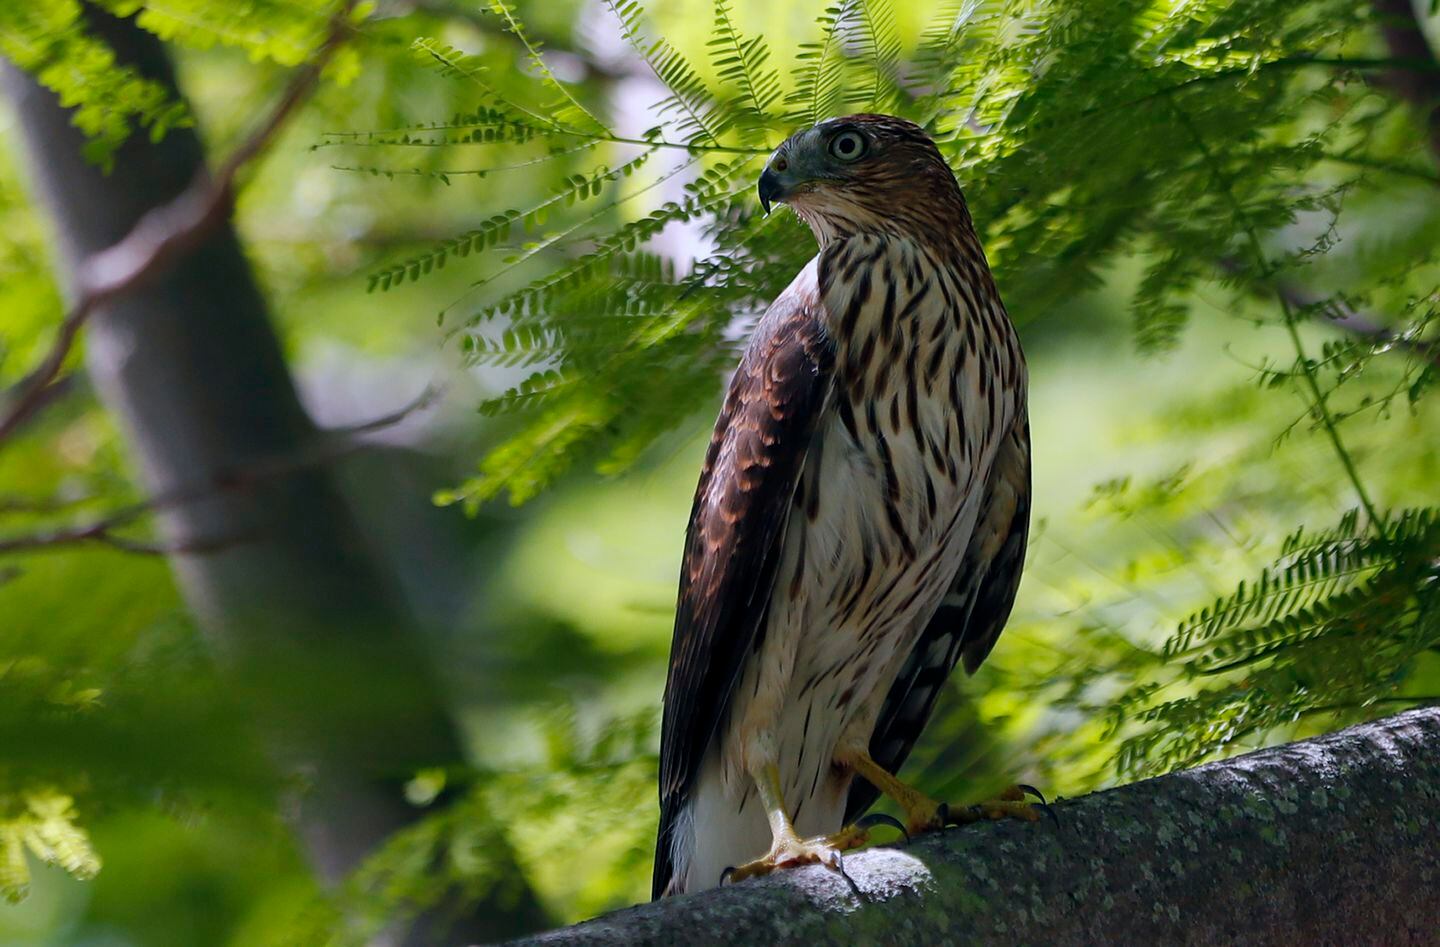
[757,114,969,245]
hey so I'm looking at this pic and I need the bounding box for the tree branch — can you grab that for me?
[514,707,1440,945]
[1217,256,1440,369]
[0,502,229,555]
[1277,278,1440,369]
[0,384,443,556]
[0,0,357,444]
[4,6,551,938]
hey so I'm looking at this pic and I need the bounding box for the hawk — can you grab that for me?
[654,114,1034,898]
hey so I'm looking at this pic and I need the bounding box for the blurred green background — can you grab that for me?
[1,0,1437,943]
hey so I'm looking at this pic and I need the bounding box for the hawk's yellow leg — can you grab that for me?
[723,764,871,885]
[848,750,1041,835]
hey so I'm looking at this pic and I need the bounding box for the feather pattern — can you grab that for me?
[655,114,1026,897]
[654,259,836,898]
[845,414,1030,824]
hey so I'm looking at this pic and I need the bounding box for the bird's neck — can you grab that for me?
[794,187,975,252]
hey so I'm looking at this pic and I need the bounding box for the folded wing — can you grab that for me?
[653,265,837,898]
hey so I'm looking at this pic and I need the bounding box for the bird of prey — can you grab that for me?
[653,114,1035,898]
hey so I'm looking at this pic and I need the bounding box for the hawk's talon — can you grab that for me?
[856,811,909,844]
[942,785,1047,827]
[719,866,737,887]
[833,851,869,902]
[945,805,978,826]
[722,823,872,887]
[1017,783,1047,804]
[1038,801,1060,828]
[1016,784,1060,828]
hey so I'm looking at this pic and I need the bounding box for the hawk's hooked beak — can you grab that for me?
[758,167,786,216]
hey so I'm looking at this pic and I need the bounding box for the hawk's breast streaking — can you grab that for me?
[655,114,1032,898]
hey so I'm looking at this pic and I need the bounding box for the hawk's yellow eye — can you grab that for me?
[828,130,867,161]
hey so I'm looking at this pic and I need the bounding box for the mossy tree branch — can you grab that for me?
[513,707,1440,946]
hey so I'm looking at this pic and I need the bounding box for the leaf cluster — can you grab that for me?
[320,0,1440,788]
[6,0,1440,931]
[1110,507,1440,775]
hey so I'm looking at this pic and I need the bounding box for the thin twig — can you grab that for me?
[0,491,98,516]
[1282,282,1440,369]
[1317,151,1440,186]
[0,384,443,557]
[1175,106,1388,538]
[0,506,240,556]
[1216,257,1440,370]
[318,122,770,156]
[1299,695,1440,718]
[1275,290,1388,535]
[0,0,359,445]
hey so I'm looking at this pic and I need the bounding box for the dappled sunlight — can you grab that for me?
[1,0,1437,941]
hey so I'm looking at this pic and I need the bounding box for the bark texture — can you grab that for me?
[516,707,1440,946]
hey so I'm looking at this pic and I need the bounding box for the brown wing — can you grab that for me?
[653,273,836,899]
[843,412,1030,824]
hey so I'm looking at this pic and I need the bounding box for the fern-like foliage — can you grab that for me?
[111,0,346,66]
[1107,507,1440,775]
[9,0,1426,792]
[335,0,1418,498]
[288,707,658,940]
[0,2,190,170]
[486,0,612,133]
[707,0,783,144]
[789,2,849,124]
[0,790,100,902]
[366,150,656,292]
[7,0,1433,734]
[322,0,1440,788]
[0,0,363,168]
[607,0,726,144]
[5,0,1440,929]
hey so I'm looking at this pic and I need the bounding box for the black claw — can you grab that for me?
[719,866,736,887]
[1040,801,1061,829]
[1018,784,1061,829]
[830,851,867,902]
[1017,783,1047,805]
[857,812,909,844]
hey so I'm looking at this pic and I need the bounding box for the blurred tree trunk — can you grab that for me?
[1,7,545,942]
[1372,0,1440,160]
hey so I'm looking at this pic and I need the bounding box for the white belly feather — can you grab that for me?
[680,389,999,891]
[673,235,1020,894]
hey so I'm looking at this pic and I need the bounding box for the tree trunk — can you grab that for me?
[516,706,1440,946]
[1,7,545,942]
[1372,0,1440,161]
